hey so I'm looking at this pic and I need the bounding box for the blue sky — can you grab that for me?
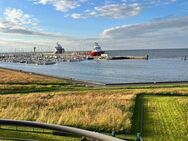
[0,0,188,51]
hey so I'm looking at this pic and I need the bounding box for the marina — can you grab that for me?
[0,42,148,65]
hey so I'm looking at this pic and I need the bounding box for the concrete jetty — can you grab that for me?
[109,55,148,60]
[95,54,148,60]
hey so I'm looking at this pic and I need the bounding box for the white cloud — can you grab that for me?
[32,0,178,19]
[139,0,177,8]
[71,2,142,19]
[71,13,83,19]
[0,33,97,52]
[34,0,88,12]
[69,0,177,19]
[4,8,32,25]
[1,16,188,52]
[0,8,44,35]
[95,3,141,18]
[102,16,188,38]
[0,7,96,52]
[100,16,188,49]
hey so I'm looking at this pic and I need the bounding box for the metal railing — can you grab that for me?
[0,119,125,141]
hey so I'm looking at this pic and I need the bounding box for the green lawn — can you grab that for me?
[144,95,188,141]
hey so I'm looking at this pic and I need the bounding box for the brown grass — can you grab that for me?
[0,68,63,83]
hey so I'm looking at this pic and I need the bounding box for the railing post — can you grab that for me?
[112,131,116,137]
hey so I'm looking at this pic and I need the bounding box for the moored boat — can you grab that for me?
[90,42,105,56]
[44,60,56,65]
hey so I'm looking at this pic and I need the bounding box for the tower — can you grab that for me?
[33,47,36,53]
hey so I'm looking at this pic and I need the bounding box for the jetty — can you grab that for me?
[95,53,148,60]
[108,55,148,60]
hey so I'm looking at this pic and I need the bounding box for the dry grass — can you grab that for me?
[0,92,135,132]
[0,68,63,83]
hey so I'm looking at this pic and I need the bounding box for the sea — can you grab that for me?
[0,48,188,84]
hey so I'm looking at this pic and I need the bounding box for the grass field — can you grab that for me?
[144,95,188,141]
[0,68,188,141]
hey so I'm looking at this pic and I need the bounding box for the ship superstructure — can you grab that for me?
[55,43,65,54]
[90,42,105,56]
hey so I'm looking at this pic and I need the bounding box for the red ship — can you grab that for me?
[90,42,105,56]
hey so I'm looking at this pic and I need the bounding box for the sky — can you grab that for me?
[0,0,188,52]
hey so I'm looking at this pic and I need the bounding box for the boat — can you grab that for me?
[44,60,56,65]
[90,42,105,56]
[55,42,65,54]
[36,60,56,65]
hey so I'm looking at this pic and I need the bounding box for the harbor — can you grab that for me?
[0,49,188,84]
[0,42,149,65]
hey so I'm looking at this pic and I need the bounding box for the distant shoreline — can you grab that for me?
[1,66,188,87]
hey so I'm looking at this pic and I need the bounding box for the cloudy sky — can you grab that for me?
[0,0,188,52]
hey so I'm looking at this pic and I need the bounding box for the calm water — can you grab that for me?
[1,48,188,84]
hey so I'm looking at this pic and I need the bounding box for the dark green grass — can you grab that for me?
[0,126,135,141]
[143,95,188,141]
[131,94,143,134]
[1,83,188,95]
[0,83,91,94]
[127,94,188,141]
[0,126,81,141]
[0,128,80,141]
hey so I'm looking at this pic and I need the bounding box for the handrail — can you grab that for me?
[0,119,125,141]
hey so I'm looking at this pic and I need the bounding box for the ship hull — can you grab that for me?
[90,51,105,56]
